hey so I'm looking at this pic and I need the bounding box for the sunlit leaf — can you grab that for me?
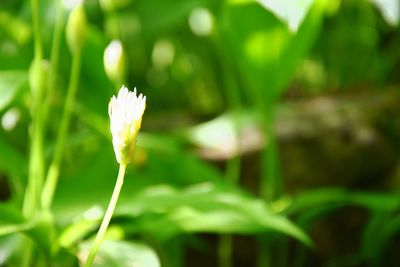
[369,0,400,25]
[222,0,327,101]
[80,240,160,267]
[0,131,26,194]
[116,184,312,246]
[0,70,27,111]
[257,0,315,32]
[228,0,318,32]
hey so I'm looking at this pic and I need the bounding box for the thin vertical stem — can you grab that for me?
[219,234,233,267]
[214,26,242,267]
[260,105,281,201]
[84,163,127,267]
[41,48,83,210]
[31,0,42,61]
[257,244,271,267]
[43,0,65,124]
[257,103,281,267]
[22,0,45,265]
[23,0,46,219]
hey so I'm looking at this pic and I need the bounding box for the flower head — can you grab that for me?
[108,86,146,164]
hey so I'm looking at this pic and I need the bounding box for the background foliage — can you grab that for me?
[0,0,400,266]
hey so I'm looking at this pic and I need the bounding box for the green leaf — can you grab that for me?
[80,240,160,267]
[0,235,23,265]
[228,0,317,32]
[116,184,312,246]
[135,0,205,35]
[0,203,25,226]
[0,204,54,254]
[360,211,400,265]
[184,111,260,159]
[257,0,316,32]
[0,203,29,237]
[222,0,327,101]
[58,213,101,248]
[369,0,399,25]
[52,136,225,224]
[0,130,26,194]
[284,188,400,216]
[0,70,27,111]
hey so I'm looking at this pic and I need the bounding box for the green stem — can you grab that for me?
[257,245,271,267]
[31,0,42,60]
[23,107,45,217]
[257,104,281,267]
[43,0,65,124]
[84,163,127,267]
[22,0,44,265]
[218,234,233,267]
[23,0,46,219]
[260,105,281,201]
[41,48,82,210]
[214,26,242,267]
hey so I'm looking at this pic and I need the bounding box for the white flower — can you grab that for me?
[108,86,146,164]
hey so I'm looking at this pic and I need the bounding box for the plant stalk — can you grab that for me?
[23,0,46,219]
[41,48,82,210]
[43,0,65,125]
[84,163,127,267]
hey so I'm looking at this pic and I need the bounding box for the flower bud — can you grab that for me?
[108,86,146,164]
[103,40,126,84]
[66,4,87,53]
[29,59,48,102]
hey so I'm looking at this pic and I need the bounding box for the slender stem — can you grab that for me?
[257,246,271,267]
[23,0,46,219]
[43,0,65,125]
[23,107,45,217]
[31,0,42,60]
[84,163,127,267]
[214,26,242,267]
[41,48,82,210]
[22,0,44,265]
[260,105,281,201]
[257,104,281,267]
[218,153,240,267]
[218,234,233,267]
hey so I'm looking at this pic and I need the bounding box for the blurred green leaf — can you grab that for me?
[52,139,224,224]
[0,11,31,44]
[0,235,23,265]
[0,205,55,255]
[0,70,27,111]
[59,215,100,249]
[360,211,400,265]
[229,0,317,32]
[0,203,30,236]
[257,0,315,32]
[369,0,399,25]
[284,188,400,216]
[222,0,327,102]
[185,111,260,159]
[80,240,160,267]
[0,204,24,225]
[0,130,26,193]
[117,184,312,246]
[135,0,205,35]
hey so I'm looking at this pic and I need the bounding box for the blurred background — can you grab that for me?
[1,0,400,266]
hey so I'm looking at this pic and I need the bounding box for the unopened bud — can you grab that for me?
[29,59,48,101]
[66,5,87,53]
[103,40,126,84]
